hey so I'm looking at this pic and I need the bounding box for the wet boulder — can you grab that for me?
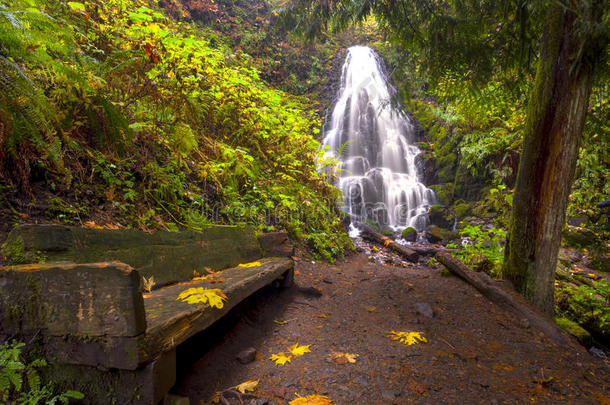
[428,205,455,229]
[425,225,458,244]
[401,227,417,242]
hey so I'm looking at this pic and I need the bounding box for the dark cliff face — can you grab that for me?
[319,48,348,138]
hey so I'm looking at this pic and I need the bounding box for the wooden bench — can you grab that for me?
[0,225,295,404]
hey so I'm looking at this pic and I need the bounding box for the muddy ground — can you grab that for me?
[172,242,609,405]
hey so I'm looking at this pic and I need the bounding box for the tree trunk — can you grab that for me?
[503,4,594,316]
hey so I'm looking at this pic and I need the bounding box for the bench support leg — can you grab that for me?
[43,349,176,405]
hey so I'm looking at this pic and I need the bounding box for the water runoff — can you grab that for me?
[322,46,436,237]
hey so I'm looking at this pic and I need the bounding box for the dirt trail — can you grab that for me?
[174,248,609,404]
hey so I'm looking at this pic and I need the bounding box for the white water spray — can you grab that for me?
[322,46,435,232]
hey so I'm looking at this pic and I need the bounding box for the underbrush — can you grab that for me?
[0,340,83,404]
[0,0,352,261]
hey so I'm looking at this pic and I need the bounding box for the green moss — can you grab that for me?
[2,235,25,265]
[561,226,596,249]
[401,227,417,241]
[555,317,592,347]
[453,202,472,219]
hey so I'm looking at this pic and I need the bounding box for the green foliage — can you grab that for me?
[0,340,84,404]
[0,0,352,260]
[555,279,610,342]
[447,224,506,277]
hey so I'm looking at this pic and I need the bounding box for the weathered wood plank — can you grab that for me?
[258,231,295,257]
[0,262,146,337]
[143,257,293,361]
[3,224,263,286]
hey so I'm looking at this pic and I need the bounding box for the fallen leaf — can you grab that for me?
[176,288,227,308]
[142,276,155,293]
[387,331,428,345]
[289,394,335,405]
[270,352,292,365]
[366,306,377,312]
[384,239,391,246]
[493,362,514,371]
[238,261,262,268]
[289,343,311,356]
[273,319,289,325]
[235,379,259,394]
[317,313,327,319]
[329,352,358,364]
[84,221,103,229]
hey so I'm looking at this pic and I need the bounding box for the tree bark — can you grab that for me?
[503,4,595,316]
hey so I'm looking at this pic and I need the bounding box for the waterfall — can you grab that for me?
[322,46,436,232]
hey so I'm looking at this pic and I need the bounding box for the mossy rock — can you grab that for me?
[555,317,593,347]
[425,225,458,244]
[429,185,453,206]
[591,251,610,272]
[453,201,472,219]
[562,225,596,249]
[428,205,454,229]
[401,227,417,242]
[1,235,26,265]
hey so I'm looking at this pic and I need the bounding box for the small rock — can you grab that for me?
[589,347,607,359]
[236,347,257,364]
[381,390,396,400]
[414,302,435,318]
[355,376,369,386]
[519,318,530,329]
[322,278,333,284]
[297,286,323,297]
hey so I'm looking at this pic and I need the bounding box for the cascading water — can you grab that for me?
[322,46,436,233]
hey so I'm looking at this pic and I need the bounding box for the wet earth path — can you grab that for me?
[173,244,609,404]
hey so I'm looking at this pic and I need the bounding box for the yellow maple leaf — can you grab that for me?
[288,343,311,356]
[329,352,358,364]
[387,331,428,345]
[238,261,262,268]
[270,352,292,365]
[289,394,335,405]
[235,379,259,394]
[176,288,227,309]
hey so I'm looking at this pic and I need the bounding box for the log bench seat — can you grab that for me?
[0,225,295,404]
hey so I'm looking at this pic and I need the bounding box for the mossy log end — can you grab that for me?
[436,252,572,346]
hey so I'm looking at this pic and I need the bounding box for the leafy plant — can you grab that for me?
[0,340,84,404]
[555,279,610,341]
[447,224,507,277]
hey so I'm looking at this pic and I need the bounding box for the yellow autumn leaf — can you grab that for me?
[238,261,262,268]
[366,306,377,312]
[289,394,335,405]
[273,319,289,325]
[176,287,227,309]
[387,331,428,345]
[288,343,311,356]
[235,379,259,394]
[270,352,292,365]
[328,352,358,364]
